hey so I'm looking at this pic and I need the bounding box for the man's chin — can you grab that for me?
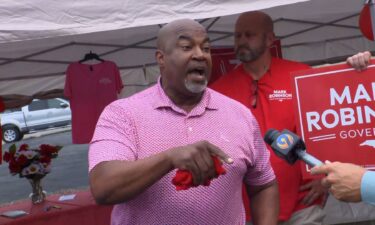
[237,53,254,63]
[185,81,207,94]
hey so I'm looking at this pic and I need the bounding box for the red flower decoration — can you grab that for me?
[3,152,13,162]
[19,144,29,151]
[40,156,51,164]
[9,159,22,174]
[16,155,28,167]
[3,143,62,178]
[40,144,58,157]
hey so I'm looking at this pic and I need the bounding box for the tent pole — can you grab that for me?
[0,62,158,81]
[282,35,364,48]
[206,17,221,31]
[280,13,359,39]
[100,36,157,57]
[0,58,71,64]
[0,42,74,66]
[75,42,155,49]
[277,18,358,29]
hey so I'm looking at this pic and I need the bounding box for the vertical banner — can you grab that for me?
[359,0,375,41]
[209,40,282,84]
[210,47,238,85]
[291,61,375,178]
[270,39,283,58]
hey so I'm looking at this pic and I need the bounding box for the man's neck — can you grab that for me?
[165,89,203,113]
[174,97,202,113]
[242,52,272,80]
[160,78,203,113]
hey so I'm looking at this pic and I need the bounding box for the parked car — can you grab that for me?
[1,98,71,143]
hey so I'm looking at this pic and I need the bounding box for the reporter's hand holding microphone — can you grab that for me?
[264,129,374,205]
[310,161,366,202]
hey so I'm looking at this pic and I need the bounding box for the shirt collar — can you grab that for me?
[238,57,276,81]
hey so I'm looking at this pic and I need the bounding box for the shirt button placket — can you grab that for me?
[185,117,193,142]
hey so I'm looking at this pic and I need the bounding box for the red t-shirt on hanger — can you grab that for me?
[64,61,124,144]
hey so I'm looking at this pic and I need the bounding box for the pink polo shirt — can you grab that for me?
[89,80,275,225]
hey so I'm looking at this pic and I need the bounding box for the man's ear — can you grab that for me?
[266,32,276,47]
[155,50,165,66]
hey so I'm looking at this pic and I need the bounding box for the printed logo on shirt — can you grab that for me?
[268,90,292,102]
[276,133,294,150]
[220,133,230,142]
[99,77,112,85]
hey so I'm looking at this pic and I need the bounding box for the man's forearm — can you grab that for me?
[89,151,173,205]
[248,180,279,225]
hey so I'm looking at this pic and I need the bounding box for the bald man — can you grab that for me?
[211,11,372,225]
[89,18,278,225]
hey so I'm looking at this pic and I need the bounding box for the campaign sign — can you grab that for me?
[291,61,375,178]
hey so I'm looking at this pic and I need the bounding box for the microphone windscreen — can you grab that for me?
[263,129,279,145]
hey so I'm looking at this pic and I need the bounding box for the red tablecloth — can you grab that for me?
[0,190,112,225]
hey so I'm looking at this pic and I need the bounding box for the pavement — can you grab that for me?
[23,126,72,140]
[2,125,72,145]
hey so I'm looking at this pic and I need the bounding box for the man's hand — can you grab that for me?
[311,162,366,202]
[166,141,233,186]
[346,51,371,72]
[299,179,328,206]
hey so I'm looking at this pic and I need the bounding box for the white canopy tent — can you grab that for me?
[0,0,373,97]
[1,1,375,223]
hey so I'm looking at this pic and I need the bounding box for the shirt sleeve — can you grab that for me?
[243,114,275,186]
[361,171,375,205]
[88,101,137,171]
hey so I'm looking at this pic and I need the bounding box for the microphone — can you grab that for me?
[264,129,323,167]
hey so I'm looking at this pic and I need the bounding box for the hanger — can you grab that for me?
[79,51,104,63]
